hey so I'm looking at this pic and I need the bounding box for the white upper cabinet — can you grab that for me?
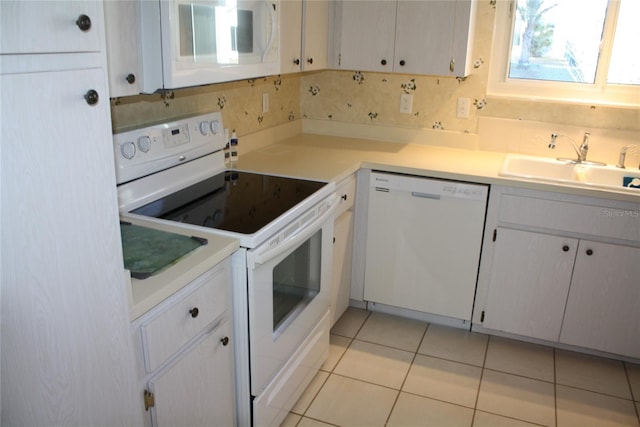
[333,0,396,72]
[281,0,329,73]
[280,0,304,73]
[104,0,141,97]
[332,0,477,76]
[0,1,101,54]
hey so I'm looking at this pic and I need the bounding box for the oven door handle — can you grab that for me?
[252,195,337,266]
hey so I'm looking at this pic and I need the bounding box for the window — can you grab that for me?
[488,0,640,107]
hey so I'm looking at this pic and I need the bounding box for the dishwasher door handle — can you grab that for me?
[411,191,441,200]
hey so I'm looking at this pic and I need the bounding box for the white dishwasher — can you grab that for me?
[364,172,488,321]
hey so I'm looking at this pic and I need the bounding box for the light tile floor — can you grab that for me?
[282,308,640,427]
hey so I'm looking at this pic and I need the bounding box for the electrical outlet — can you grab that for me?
[262,93,269,113]
[400,94,413,114]
[456,98,470,119]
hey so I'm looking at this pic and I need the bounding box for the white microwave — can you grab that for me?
[140,0,280,93]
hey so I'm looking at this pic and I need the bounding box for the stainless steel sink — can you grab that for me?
[499,154,640,193]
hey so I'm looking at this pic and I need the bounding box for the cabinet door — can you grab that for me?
[394,1,456,75]
[483,228,577,342]
[560,241,640,358]
[1,69,139,424]
[0,1,101,54]
[280,0,303,73]
[336,0,396,72]
[331,211,354,326]
[104,0,141,97]
[149,321,235,427]
[302,0,329,71]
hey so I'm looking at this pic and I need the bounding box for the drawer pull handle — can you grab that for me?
[84,89,99,106]
[220,336,230,346]
[341,194,348,201]
[562,245,570,252]
[189,307,199,318]
[76,14,92,32]
[586,249,594,256]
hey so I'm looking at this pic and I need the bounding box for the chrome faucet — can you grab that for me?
[617,144,640,169]
[617,146,628,168]
[548,131,603,165]
[579,132,590,162]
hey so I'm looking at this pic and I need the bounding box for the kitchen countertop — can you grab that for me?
[122,216,239,320]
[238,133,640,204]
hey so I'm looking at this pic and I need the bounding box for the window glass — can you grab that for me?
[607,0,640,85]
[272,230,321,333]
[508,0,608,84]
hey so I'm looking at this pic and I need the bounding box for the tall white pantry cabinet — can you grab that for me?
[1,1,139,425]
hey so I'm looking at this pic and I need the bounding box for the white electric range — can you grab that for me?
[114,113,336,426]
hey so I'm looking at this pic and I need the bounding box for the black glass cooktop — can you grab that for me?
[131,170,326,234]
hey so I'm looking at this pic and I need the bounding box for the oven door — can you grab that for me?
[246,198,335,395]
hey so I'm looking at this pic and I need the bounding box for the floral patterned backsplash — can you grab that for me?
[300,69,488,134]
[111,0,639,138]
[110,73,301,136]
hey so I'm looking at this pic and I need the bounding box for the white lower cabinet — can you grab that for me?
[147,320,234,427]
[133,260,236,426]
[483,228,576,342]
[476,185,640,359]
[330,174,356,326]
[331,210,354,326]
[560,240,640,358]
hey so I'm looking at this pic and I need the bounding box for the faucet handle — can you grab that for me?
[617,146,627,169]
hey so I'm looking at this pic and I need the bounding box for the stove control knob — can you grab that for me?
[199,121,209,136]
[210,120,220,135]
[120,141,136,159]
[137,135,151,153]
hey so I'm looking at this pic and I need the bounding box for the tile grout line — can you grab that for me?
[291,309,370,426]
[470,332,491,426]
[553,347,558,427]
[382,322,431,427]
[622,362,640,425]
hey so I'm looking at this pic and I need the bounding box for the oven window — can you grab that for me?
[272,230,322,334]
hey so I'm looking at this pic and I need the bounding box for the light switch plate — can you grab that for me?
[456,98,470,119]
[400,93,413,114]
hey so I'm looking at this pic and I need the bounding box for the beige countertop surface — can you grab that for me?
[122,216,239,320]
[238,133,640,204]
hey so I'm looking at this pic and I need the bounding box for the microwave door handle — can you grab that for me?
[252,196,337,266]
[261,1,276,62]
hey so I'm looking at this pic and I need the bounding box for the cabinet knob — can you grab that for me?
[381,59,387,66]
[189,307,199,318]
[220,336,230,346]
[293,58,300,65]
[586,249,594,256]
[341,194,348,201]
[76,14,92,32]
[84,89,99,106]
[307,57,314,64]
[399,60,406,66]
[126,73,136,84]
[562,245,570,252]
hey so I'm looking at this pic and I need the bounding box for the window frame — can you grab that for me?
[487,0,640,107]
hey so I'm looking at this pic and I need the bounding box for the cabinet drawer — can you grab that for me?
[141,264,229,373]
[1,1,101,54]
[335,175,356,218]
[498,194,640,242]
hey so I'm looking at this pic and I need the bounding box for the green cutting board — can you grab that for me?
[120,222,206,279]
